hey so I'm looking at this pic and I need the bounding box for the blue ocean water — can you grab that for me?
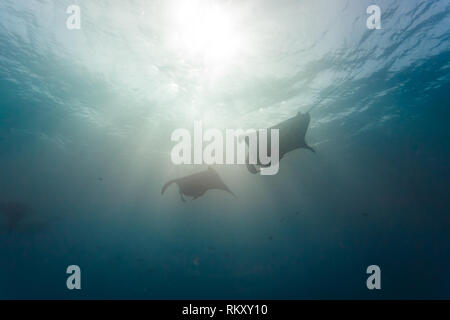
[0,0,449,299]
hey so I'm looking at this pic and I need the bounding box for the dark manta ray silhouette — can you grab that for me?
[245,111,315,174]
[161,167,235,202]
[0,201,29,232]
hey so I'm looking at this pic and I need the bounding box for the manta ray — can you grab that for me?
[0,201,29,232]
[245,111,315,174]
[161,167,235,202]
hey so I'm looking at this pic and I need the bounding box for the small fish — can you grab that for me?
[0,201,29,232]
[193,256,200,266]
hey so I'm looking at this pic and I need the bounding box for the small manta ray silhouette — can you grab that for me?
[0,201,29,233]
[245,111,316,174]
[161,166,235,202]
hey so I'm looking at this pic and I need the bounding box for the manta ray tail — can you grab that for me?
[161,179,177,195]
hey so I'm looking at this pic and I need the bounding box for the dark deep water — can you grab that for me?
[0,0,450,299]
